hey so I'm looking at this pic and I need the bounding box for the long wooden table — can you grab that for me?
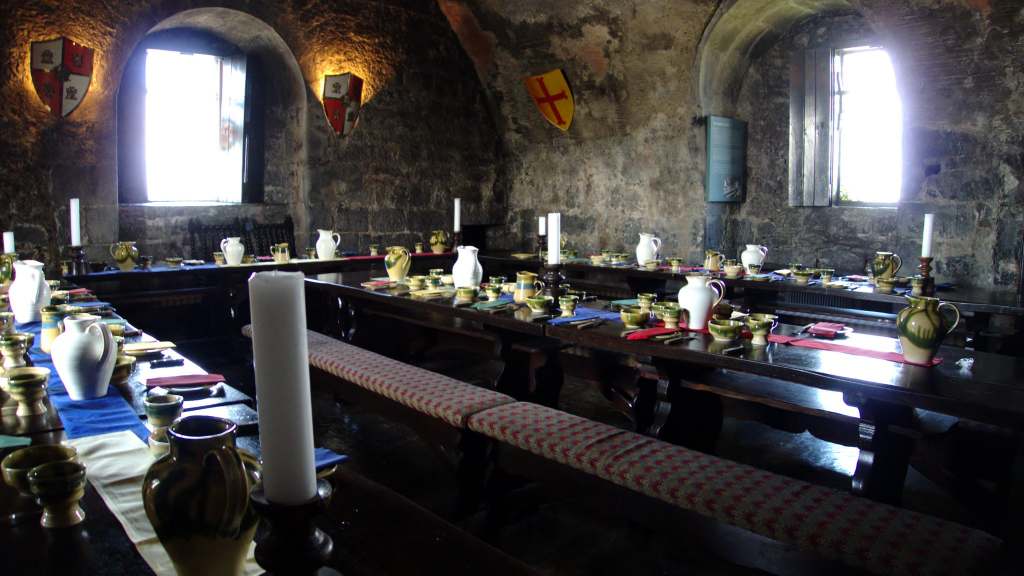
[304,270,1024,511]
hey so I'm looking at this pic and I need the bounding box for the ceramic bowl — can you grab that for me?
[28,460,87,528]
[875,278,896,294]
[213,252,226,265]
[455,287,477,302]
[428,268,444,278]
[792,270,814,285]
[708,319,744,342]
[111,355,137,384]
[6,367,50,417]
[712,302,734,321]
[2,445,78,497]
[148,426,170,458]
[589,254,606,266]
[746,263,762,274]
[818,268,835,283]
[407,275,427,290]
[441,274,455,286]
[164,257,183,268]
[643,260,659,271]
[144,394,184,429]
[724,264,744,279]
[241,255,256,264]
[619,306,648,329]
[525,296,552,314]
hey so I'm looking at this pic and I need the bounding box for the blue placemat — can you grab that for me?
[18,321,149,442]
[547,306,622,325]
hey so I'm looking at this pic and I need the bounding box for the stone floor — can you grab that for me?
[184,339,983,575]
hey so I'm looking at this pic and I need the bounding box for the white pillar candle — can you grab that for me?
[921,213,934,258]
[453,198,461,232]
[248,271,317,505]
[538,216,546,236]
[3,231,14,254]
[69,198,81,246]
[547,213,561,266]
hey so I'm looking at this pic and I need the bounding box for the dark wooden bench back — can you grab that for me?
[187,216,295,260]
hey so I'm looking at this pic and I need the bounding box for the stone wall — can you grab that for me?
[0,0,498,266]
[729,4,1024,286]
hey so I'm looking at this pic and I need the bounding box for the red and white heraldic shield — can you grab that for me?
[30,37,94,118]
[322,73,363,136]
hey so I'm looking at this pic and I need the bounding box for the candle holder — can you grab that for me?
[452,231,462,250]
[536,235,546,260]
[918,257,936,297]
[67,246,89,277]
[541,264,565,302]
[250,479,338,575]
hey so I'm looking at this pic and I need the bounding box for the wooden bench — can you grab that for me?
[244,326,1004,575]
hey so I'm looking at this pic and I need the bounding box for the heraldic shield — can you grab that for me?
[524,69,574,131]
[31,37,94,118]
[323,73,363,136]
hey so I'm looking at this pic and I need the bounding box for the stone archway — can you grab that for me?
[115,7,312,255]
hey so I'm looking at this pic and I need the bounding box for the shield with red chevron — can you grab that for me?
[323,73,363,136]
[30,37,94,118]
[524,69,574,131]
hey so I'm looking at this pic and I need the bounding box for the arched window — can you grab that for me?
[117,29,264,204]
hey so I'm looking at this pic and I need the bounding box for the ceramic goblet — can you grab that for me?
[558,295,578,318]
[619,306,648,329]
[662,304,682,329]
[485,286,503,301]
[145,394,184,429]
[637,293,657,314]
[6,367,50,416]
[746,313,778,346]
[29,460,87,528]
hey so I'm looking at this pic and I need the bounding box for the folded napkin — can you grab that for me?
[68,288,93,295]
[611,298,639,307]
[846,275,870,282]
[771,335,942,366]
[314,447,349,470]
[256,256,274,262]
[146,374,225,389]
[67,300,112,308]
[546,306,622,325]
[360,280,392,289]
[124,341,176,354]
[0,435,32,449]
[808,322,846,338]
[626,327,677,341]
[472,296,514,310]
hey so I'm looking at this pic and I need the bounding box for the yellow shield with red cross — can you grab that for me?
[524,69,574,131]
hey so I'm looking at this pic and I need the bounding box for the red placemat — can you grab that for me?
[345,255,384,261]
[146,374,226,388]
[770,335,941,366]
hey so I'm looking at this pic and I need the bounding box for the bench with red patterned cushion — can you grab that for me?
[467,402,1001,576]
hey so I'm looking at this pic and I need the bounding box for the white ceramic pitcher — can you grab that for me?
[220,237,245,266]
[678,274,725,330]
[452,246,483,288]
[9,260,50,323]
[635,233,662,265]
[740,244,768,269]
[51,314,116,400]
[316,229,341,260]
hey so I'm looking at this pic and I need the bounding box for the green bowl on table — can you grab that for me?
[525,295,553,314]
[455,287,478,303]
[708,319,744,342]
[619,306,648,329]
[792,270,814,285]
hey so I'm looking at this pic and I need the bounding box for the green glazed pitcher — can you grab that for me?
[896,295,959,364]
[384,246,411,282]
[872,251,902,280]
[109,241,139,272]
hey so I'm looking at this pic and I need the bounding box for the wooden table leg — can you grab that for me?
[845,394,915,504]
[1004,436,1024,564]
[650,360,723,453]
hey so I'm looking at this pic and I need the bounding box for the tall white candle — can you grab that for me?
[921,213,934,258]
[248,271,317,505]
[547,213,561,266]
[69,198,81,246]
[453,198,461,232]
[3,231,14,254]
[538,216,546,236]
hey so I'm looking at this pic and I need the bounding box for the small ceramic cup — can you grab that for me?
[139,256,152,270]
[746,263,762,274]
[663,305,682,329]
[643,260,659,271]
[485,285,503,301]
[6,367,50,416]
[590,254,606,266]
[213,252,226,265]
[525,295,552,314]
[144,394,184,429]
[911,276,925,296]
[429,268,444,278]
[490,276,507,287]
[746,313,778,346]
[304,248,317,260]
[164,257,183,268]
[723,259,738,267]
[708,319,745,342]
[46,280,62,293]
[28,460,87,528]
[789,263,805,272]
[723,264,744,279]
[876,278,896,294]
[414,242,424,254]
[637,293,657,313]
[792,270,814,285]
[241,255,256,264]
[620,306,648,329]
[668,258,684,273]
[0,333,33,374]
[455,287,477,303]
[558,295,579,318]
[407,275,427,291]
[819,269,835,284]
[369,244,379,256]
[426,276,442,289]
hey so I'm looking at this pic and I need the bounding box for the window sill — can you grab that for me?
[119,202,288,208]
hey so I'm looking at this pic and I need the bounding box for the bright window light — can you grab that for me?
[832,47,902,204]
[145,49,245,203]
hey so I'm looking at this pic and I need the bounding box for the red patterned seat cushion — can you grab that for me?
[468,403,1001,576]
[306,331,515,428]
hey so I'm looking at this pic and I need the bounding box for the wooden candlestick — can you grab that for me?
[452,231,463,250]
[918,257,936,296]
[541,264,565,302]
[68,246,89,277]
[536,235,546,259]
[250,479,338,575]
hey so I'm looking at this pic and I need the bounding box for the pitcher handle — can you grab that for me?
[709,279,726,308]
[892,254,903,275]
[938,302,961,337]
[652,238,662,255]
[206,446,246,536]
[759,246,768,257]
[332,233,341,248]
[534,280,545,291]
[86,321,115,368]
[220,238,229,253]
[109,244,118,260]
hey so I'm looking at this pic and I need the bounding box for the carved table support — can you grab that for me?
[844,392,916,505]
[650,359,723,453]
